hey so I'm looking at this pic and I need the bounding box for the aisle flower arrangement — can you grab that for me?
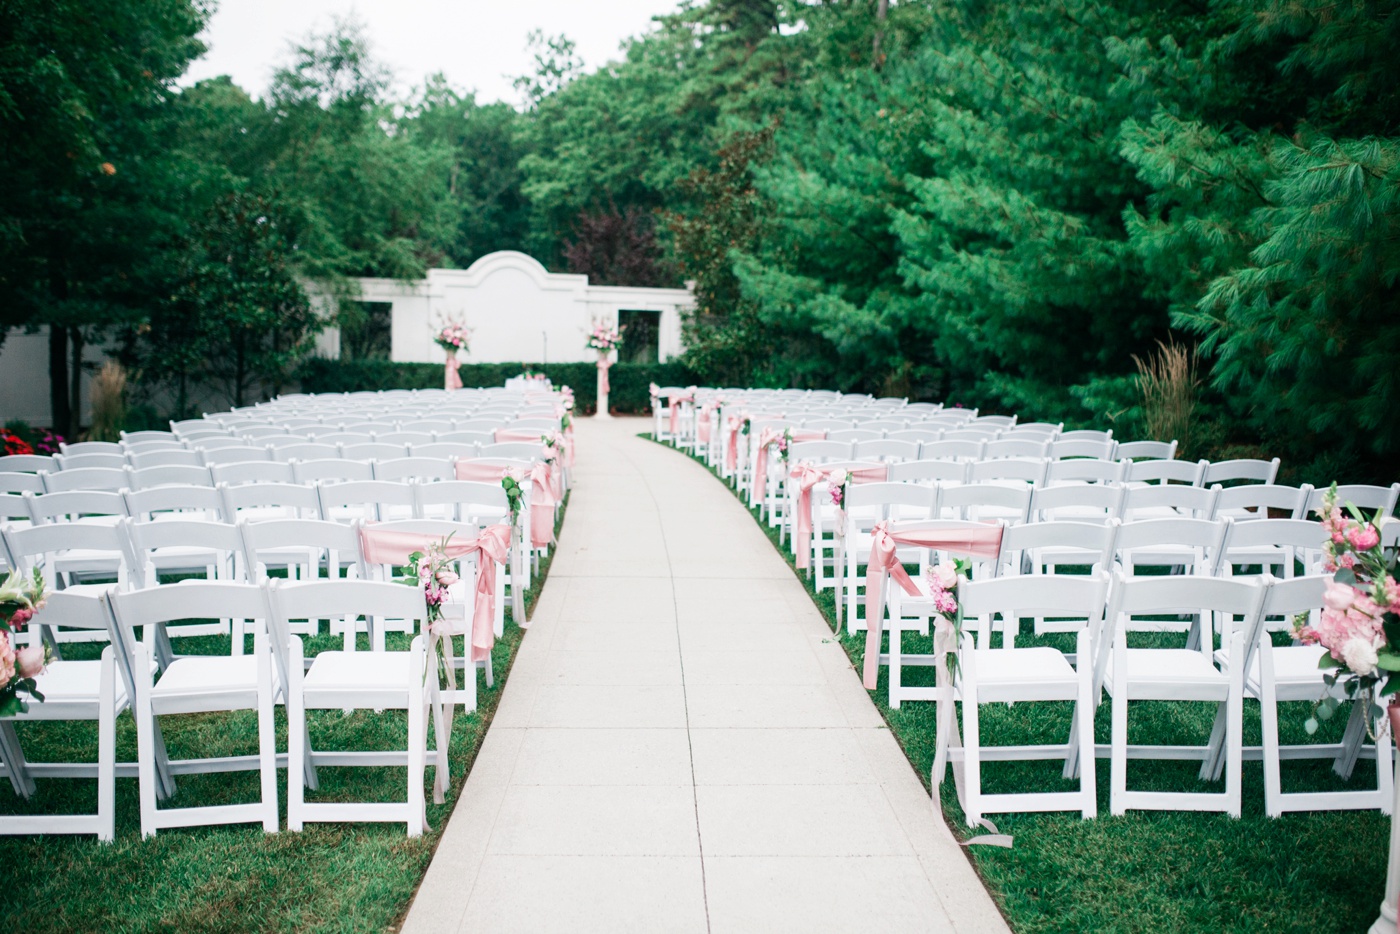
[401,537,458,635]
[1,429,33,457]
[500,468,525,523]
[585,322,623,353]
[434,320,472,356]
[926,558,972,678]
[1294,484,1400,733]
[0,568,50,716]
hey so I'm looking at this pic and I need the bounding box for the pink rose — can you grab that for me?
[1339,553,1356,569]
[932,561,958,591]
[1323,582,1357,612]
[15,644,44,679]
[0,632,14,685]
[1383,577,1400,613]
[436,570,459,586]
[1347,524,1381,552]
[9,606,33,630]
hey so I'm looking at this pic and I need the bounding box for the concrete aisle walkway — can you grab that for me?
[401,417,1010,934]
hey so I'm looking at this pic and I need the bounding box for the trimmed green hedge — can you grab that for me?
[296,358,697,415]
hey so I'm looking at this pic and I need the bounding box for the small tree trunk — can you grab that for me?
[69,326,84,436]
[49,325,71,436]
[873,0,889,68]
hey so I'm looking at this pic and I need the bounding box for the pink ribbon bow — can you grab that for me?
[358,524,512,663]
[444,355,463,391]
[725,415,746,472]
[791,462,889,569]
[860,521,1004,690]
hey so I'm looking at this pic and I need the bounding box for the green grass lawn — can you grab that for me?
[656,436,1388,934]
[0,500,566,933]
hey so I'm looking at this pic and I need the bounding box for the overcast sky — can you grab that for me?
[182,0,682,105]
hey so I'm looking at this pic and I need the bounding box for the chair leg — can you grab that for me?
[1075,629,1097,819]
[407,674,426,836]
[1378,709,1395,816]
[1110,689,1128,816]
[1200,703,1229,782]
[98,648,117,843]
[133,645,160,838]
[255,633,279,833]
[963,680,982,827]
[1224,631,1245,818]
[1259,649,1283,818]
[288,638,307,832]
[888,625,902,710]
[1334,701,1367,781]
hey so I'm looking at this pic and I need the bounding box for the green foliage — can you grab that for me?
[141,193,321,411]
[296,358,695,414]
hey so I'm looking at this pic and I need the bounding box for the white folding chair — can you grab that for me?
[1090,570,1266,816]
[1214,574,1394,816]
[1202,458,1280,487]
[272,580,444,837]
[342,442,407,462]
[0,472,44,495]
[291,459,374,485]
[921,440,986,461]
[317,479,417,523]
[41,467,129,493]
[211,461,296,486]
[933,574,1109,824]
[374,457,455,482]
[239,518,367,648]
[128,450,203,470]
[1030,484,1125,524]
[1212,483,1312,522]
[220,481,322,522]
[55,453,128,471]
[107,583,279,837]
[198,446,271,466]
[127,464,213,489]
[1044,459,1125,485]
[0,592,128,841]
[888,459,969,486]
[1116,440,1178,461]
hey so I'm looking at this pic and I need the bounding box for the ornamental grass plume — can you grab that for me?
[1133,339,1198,456]
[88,359,128,442]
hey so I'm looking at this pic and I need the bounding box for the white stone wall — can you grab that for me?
[348,251,692,365]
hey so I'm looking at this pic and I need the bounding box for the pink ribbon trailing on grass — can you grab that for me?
[358,524,511,663]
[791,462,888,569]
[860,520,1004,690]
[444,354,463,391]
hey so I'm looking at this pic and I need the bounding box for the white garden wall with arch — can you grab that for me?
[333,251,693,366]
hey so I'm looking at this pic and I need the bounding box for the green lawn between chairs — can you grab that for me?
[648,434,1387,934]
[0,498,566,934]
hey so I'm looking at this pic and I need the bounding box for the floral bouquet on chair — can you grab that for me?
[1294,484,1399,734]
[0,569,50,716]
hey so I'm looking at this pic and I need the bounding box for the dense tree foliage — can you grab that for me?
[3,0,1396,479]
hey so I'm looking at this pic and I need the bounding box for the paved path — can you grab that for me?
[401,417,1010,934]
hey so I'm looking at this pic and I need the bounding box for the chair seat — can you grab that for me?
[304,651,413,693]
[153,655,259,698]
[1216,643,1335,697]
[971,647,1078,698]
[26,660,129,709]
[1104,648,1228,699]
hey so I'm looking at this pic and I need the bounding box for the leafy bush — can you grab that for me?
[296,358,695,415]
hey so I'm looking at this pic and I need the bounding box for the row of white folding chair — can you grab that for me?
[5,508,510,663]
[836,505,1328,637]
[906,567,1389,825]
[3,446,550,494]
[3,578,445,839]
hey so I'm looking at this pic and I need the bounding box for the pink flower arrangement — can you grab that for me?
[434,320,472,356]
[0,567,50,716]
[924,557,973,678]
[402,536,461,636]
[828,468,848,507]
[1294,484,1400,732]
[585,322,624,353]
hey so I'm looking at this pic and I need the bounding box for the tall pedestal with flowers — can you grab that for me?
[1292,487,1400,933]
[434,320,472,391]
[585,322,623,419]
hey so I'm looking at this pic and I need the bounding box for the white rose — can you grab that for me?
[1341,636,1381,678]
[933,561,958,590]
[828,468,848,486]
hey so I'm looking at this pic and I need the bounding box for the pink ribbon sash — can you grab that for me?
[444,355,463,391]
[454,460,508,483]
[668,390,695,437]
[358,524,512,663]
[791,463,888,569]
[528,462,556,548]
[495,429,544,444]
[597,356,611,396]
[750,427,785,502]
[860,521,1004,690]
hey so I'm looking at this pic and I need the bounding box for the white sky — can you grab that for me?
[183,0,682,105]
